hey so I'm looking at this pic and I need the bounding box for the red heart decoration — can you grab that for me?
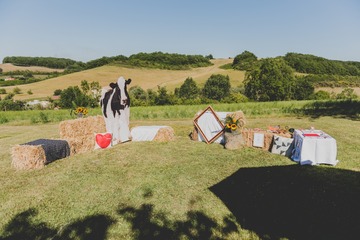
[96,133,112,148]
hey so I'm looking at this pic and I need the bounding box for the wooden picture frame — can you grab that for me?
[193,106,225,144]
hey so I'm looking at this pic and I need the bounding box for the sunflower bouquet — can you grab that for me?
[71,106,88,118]
[224,115,245,133]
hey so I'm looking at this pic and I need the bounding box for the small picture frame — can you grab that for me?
[193,106,225,144]
[253,132,265,148]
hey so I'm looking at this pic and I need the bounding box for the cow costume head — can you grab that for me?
[100,76,131,144]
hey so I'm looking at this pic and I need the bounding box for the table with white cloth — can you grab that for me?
[291,129,339,166]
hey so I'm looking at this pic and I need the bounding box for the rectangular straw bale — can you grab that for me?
[59,115,106,154]
[241,129,291,151]
[11,144,46,170]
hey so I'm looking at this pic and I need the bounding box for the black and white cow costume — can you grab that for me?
[100,76,131,144]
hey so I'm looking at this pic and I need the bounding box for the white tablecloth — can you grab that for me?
[131,126,167,141]
[291,129,339,166]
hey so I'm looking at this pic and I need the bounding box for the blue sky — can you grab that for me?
[1,0,359,62]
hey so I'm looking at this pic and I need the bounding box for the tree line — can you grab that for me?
[2,52,213,73]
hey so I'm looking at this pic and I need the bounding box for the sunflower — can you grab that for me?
[231,124,237,131]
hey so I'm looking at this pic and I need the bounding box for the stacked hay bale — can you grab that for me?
[59,115,106,154]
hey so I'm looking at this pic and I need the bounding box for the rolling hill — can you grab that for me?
[1,59,245,101]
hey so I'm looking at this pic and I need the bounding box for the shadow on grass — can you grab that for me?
[116,203,239,240]
[209,165,360,240]
[0,203,240,239]
[0,208,115,240]
[300,99,360,120]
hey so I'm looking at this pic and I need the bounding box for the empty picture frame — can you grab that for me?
[193,106,225,144]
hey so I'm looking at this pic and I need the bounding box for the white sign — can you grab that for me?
[253,133,264,148]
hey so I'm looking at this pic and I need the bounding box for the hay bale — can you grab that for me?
[11,139,70,170]
[59,115,106,154]
[11,144,46,170]
[241,129,291,151]
[153,126,175,142]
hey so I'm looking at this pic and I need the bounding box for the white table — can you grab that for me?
[291,129,339,166]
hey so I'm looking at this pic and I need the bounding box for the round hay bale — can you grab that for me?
[11,145,46,170]
[153,126,175,142]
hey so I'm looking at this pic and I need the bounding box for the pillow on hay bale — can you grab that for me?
[94,132,113,149]
[131,126,175,142]
[59,115,106,154]
[271,135,294,157]
[11,139,70,170]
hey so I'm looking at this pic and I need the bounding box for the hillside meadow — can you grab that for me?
[0,103,359,239]
[1,59,245,101]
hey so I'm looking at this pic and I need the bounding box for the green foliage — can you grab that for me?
[336,88,358,100]
[310,90,331,100]
[179,77,200,99]
[27,89,33,95]
[13,87,22,94]
[0,99,25,111]
[59,86,89,108]
[233,50,258,70]
[284,52,360,76]
[0,89,6,94]
[293,77,315,100]
[297,74,360,88]
[244,58,295,101]
[155,86,172,105]
[128,52,212,70]
[53,89,62,96]
[202,74,231,101]
[3,56,78,69]
[129,86,149,106]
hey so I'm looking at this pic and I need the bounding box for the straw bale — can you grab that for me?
[241,129,291,151]
[153,126,175,142]
[11,144,46,170]
[59,115,106,154]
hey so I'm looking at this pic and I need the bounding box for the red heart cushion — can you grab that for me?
[96,133,112,148]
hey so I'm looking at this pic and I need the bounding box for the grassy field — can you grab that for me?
[0,103,359,239]
[1,59,245,101]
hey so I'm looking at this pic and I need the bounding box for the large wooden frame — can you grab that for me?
[193,106,225,144]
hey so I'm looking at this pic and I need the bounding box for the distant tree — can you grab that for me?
[244,58,295,101]
[59,86,90,108]
[233,51,258,71]
[202,74,231,101]
[205,54,214,60]
[179,77,200,99]
[0,68,3,74]
[0,89,6,94]
[129,86,148,106]
[293,78,314,100]
[155,86,171,105]
[54,89,62,96]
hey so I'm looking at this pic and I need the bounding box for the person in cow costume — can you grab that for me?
[100,76,131,144]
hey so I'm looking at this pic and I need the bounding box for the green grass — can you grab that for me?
[0,106,359,239]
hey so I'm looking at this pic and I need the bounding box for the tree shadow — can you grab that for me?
[209,165,360,240]
[0,208,115,240]
[117,203,239,240]
[300,99,360,120]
